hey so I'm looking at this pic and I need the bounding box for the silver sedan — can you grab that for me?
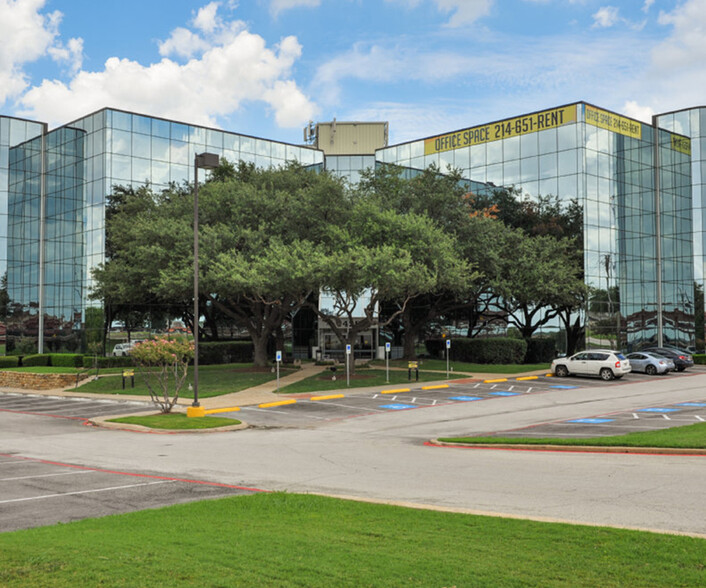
[625,352,675,375]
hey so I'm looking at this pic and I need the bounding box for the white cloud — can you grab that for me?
[0,0,65,104]
[19,4,317,129]
[270,0,321,17]
[642,0,654,13]
[592,6,620,28]
[158,27,211,58]
[193,1,222,33]
[48,37,84,75]
[385,0,493,26]
[621,100,654,123]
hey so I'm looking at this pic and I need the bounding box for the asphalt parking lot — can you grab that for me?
[0,392,152,420]
[227,369,706,436]
[0,452,262,533]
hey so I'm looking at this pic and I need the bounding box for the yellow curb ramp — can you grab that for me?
[422,384,449,390]
[204,406,241,415]
[381,388,411,394]
[310,394,345,401]
[258,399,297,409]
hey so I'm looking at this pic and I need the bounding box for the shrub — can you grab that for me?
[21,354,51,367]
[0,356,20,368]
[524,338,557,364]
[693,353,706,365]
[199,341,254,365]
[449,337,527,364]
[130,337,194,413]
[49,354,85,368]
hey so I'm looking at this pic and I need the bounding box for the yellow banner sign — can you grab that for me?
[585,105,642,140]
[424,105,578,155]
[671,134,691,156]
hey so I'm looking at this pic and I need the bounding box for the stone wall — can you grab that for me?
[0,371,79,390]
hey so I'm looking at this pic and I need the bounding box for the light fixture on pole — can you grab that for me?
[187,152,219,418]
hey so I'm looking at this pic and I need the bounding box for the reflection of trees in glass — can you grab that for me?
[694,282,704,350]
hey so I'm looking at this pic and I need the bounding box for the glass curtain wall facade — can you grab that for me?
[7,108,324,352]
[0,117,45,352]
[657,107,706,349]
[376,102,694,350]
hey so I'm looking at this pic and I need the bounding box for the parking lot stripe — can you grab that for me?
[0,470,95,482]
[0,480,177,504]
[697,416,705,422]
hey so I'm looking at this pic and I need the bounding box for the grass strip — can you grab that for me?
[370,359,551,374]
[440,421,706,449]
[0,493,703,587]
[76,363,293,398]
[108,413,240,430]
[279,368,443,394]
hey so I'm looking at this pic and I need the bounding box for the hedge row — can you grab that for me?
[198,341,254,365]
[693,354,706,365]
[448,337,527,364]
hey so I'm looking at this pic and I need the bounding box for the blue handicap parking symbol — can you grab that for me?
[677,402,706,407]
[489,391,520,397]
[550,385,579,389]
[380,404,415,410]
[567,418,615,424]
[636,408,679,413]
[449,396,483,402]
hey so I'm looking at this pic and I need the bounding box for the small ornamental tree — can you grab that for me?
[129,337,194,413]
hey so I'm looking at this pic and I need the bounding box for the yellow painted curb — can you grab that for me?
[259,399,297,408]
[516,376,538,381]
[310,394,345,401]
[186,406,206,418]
[381,388,411,394]
[545,373,554,377]
[204,407,241,415]
[484,378,508,383]
[422,384,449,390]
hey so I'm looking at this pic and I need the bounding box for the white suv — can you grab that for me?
[551,350,631,381]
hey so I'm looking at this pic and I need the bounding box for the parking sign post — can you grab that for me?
[385,342,391,383]
[446,339,451,379]
[346,344,351,387]
[276,350,282,392]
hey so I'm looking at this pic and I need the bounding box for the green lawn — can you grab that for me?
[371,358,551,374]
[440,421,706,449]
[108,413,241,430]
[76,363,295,399]
[0,493,703,587]
[279,368,445,394]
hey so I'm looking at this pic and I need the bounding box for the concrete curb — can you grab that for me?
[428,439,706,455]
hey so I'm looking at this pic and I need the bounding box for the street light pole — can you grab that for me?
[187,152,220,418]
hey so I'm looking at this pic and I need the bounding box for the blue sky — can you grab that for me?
[1,0,704,145]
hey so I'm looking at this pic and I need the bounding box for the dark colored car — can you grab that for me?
[643,347,694,372]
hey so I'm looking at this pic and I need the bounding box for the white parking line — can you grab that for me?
[696,416,704,422]
[0,480,177,504]
[0,470,95,482]
[662,414,671,420]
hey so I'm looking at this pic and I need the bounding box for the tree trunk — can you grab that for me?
[401,311,419,360]
[252,334,270,367]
